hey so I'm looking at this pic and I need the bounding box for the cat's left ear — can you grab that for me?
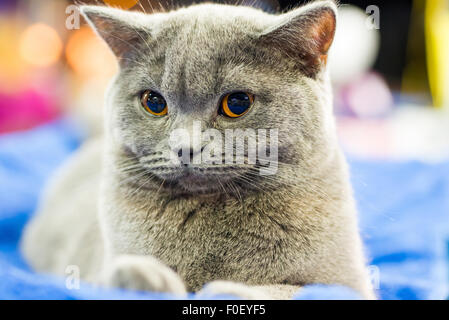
[80,5,151,67]
[259,0,337,77]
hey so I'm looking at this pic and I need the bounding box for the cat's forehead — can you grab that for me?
[156,4,273,40]
[165,4,272,25]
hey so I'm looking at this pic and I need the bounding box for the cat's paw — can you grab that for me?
[103,255,186,296]
[197,281,271,300]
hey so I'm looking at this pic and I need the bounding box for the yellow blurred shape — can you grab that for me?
[66,26,118,78]
[103,0,139,10]
[19,23,63,68]
[0,17,27,87]
[425,0,449,107]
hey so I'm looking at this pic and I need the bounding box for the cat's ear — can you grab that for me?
[80,6,150,66]
[259,0,337,77]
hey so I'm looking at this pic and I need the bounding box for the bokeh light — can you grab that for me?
[329,5,380,86]
[19,23,63,68]
[102,0,140,10]
[344,73,393,118]
[0,17,27,91]
[65,26,118,79]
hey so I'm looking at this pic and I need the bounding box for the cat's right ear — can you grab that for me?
[258,0,337,78]
[80,6,150,67]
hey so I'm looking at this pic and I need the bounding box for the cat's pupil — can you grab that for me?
[146,92,166,113]
[227,92,251,115]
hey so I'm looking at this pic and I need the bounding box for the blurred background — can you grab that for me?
[0,0,448,161]
[0,0,449,300]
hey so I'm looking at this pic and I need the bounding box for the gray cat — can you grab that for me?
[21,1,376,299]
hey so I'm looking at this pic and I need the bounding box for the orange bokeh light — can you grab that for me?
[0,17,27,91]
[19,23,63,68]
[102,0,140,10]
[65,26,118,78]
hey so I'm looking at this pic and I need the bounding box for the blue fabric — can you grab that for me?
[0,119,448,300]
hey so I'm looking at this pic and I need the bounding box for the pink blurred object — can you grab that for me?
[335,72,394,118]
[0,88,60,134]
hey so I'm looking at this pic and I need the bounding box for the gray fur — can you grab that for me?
[21,1,375,299]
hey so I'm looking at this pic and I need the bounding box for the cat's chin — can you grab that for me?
[154,167,244,195]
[167,172,231,195]
[178,182,223,194]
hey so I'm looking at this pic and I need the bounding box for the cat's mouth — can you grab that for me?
[154,165,248,194]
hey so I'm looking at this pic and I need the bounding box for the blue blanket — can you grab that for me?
[1,119,448,300]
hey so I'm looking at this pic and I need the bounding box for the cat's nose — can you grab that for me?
[177,148,194,162]
[176,146,204,166]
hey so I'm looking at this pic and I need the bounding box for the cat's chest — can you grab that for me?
[138,199,299,290]
[106,194,309,290]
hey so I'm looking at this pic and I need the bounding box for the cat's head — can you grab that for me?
[81,1,339,195]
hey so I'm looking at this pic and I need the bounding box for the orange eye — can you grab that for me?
[141,90,168,116]
[220,92,254,118]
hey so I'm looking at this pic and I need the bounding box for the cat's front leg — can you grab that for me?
[197,281,301,300]
[102,255,187,296]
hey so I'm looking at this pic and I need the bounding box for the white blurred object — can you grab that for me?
[337,106,449,162]
[391,106,449,162]
[329,5,381,85]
